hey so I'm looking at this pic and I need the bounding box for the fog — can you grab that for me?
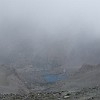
[0,0,100,68]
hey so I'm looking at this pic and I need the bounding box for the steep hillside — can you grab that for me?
[60,64,100,91]
[0,65,29,94]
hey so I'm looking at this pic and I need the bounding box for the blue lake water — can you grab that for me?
[44,74,66,83]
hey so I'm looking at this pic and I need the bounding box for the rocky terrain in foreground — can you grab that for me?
[0,86,100,100]
[0,64,100,100]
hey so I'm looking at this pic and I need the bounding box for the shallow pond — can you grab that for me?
[44,74,66,83]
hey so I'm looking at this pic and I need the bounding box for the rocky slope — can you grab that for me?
[59,64,100,91]
[0,65,29,94]
[0,64,75,93]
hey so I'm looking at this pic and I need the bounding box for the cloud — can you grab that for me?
[0,0,100,66]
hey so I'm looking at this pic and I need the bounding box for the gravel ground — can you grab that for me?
[0,86,100,100]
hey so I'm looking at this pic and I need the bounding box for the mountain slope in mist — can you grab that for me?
[0,65,28,94]
[1,0,100,94]
[58,64,100,91]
